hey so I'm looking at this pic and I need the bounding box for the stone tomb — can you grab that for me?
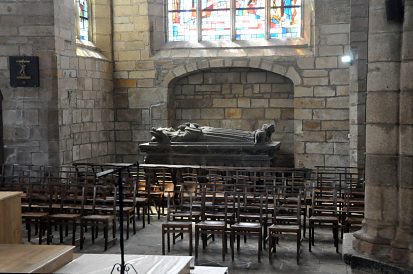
[139,123,281,167]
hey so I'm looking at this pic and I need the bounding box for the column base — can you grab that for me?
[343,233,413,273]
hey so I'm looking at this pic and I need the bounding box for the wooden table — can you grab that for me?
[0,192,21,244]
[56,254,193,274]
[0,244,74,273]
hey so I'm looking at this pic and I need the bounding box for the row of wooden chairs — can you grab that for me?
[160,166,364,263]
[161,182,304,263]
[0,163,145,250]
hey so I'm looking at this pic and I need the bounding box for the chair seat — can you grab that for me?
[49,213,81,219]
[239,213,261,220]
[135,197,149,203]
[310,216,338,222]
[269,224,300,232]
[196,220,225,227]
[172,211,201,218]
[81,214,114,221]
[162,221,192,228]
[231,222,261,229]
[22,212,48,218]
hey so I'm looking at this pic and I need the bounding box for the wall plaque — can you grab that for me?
[9,56,40,87]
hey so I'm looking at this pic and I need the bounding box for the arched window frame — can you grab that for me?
[76,0,94,43]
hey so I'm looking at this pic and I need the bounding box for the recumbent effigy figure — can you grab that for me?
[150,123,275,144]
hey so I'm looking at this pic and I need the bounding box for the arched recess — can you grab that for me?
[167,67,296,167]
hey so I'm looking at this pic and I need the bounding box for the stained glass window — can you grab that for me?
[78,0,89,41]
[235,0,265,40]
[168,0,198,41]
[202,0,231,41]
[167,0,302,41]
[270,0,302,38]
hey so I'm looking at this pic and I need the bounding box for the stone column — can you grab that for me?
[391,0,413,267]
[353,0,402,256]
[349,0,368,170]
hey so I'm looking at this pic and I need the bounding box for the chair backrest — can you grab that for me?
[93,184,117,215]
[311,182,338,217]
[166,188,194,222]
[234,190,266,224]
[272,190,302,226]
[199,183,232,224]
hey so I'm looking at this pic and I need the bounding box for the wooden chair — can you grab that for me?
[195,186,233,261]
[341,178,365,236]
[268,191,302,264]
[230,191,265,262]
[21,178,50,244]
[80,184,117,251]
[47,183,83,245]
[162,188,194,256]
[308,182,339,253]
[135,171,150,227]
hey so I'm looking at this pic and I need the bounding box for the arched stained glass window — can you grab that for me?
[167,0,302,42]
[78,0,89,41]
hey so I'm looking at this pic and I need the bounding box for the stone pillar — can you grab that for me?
[392,0,413,267]
[353,0,402,256]
[349,0,368,170]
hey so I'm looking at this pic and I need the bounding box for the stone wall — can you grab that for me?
[113,0,353,169]
[0,0,115,166]
[170,68,294,166]
[0,0,59,165]
[55,0,115,165]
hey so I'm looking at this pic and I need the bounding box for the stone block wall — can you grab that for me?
[0,0,59,165]
[58,55,115,164]
[170,68,294,166]
[55,0,115,165]
[0,0,115,166]
[113,0,353,169]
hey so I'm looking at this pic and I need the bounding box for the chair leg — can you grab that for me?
[59,224,64,243]
[309,224,312,252]
[258,230,262,263]
[195,228,199,259]
[126,214,130,240]
[72,220,76,246]
[112,219,116,239]
[189,227,193,256]
[104,224,108,251]
[80,222,84,250]
[162,227,166,255]
[132,214,136,235]
[92,224,95,243]
[297,231,301,264]
[222,230,226,261]
[39,220,43,245]
[47,220,52,245]
[268,232,273,263]
[27,220,32,242]
[167,229,171,252]
[230,231,234,261]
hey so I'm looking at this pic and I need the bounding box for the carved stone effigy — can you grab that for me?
[139,123,281,167]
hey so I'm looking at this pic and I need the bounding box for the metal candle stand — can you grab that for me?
[94,162,139,274]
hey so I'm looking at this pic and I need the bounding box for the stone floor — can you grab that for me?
[28,213,352,274]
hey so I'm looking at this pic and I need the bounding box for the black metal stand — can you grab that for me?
[107,163,139,274]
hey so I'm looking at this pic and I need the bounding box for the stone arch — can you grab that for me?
[161,58,302,89]
[165,65,296,167]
